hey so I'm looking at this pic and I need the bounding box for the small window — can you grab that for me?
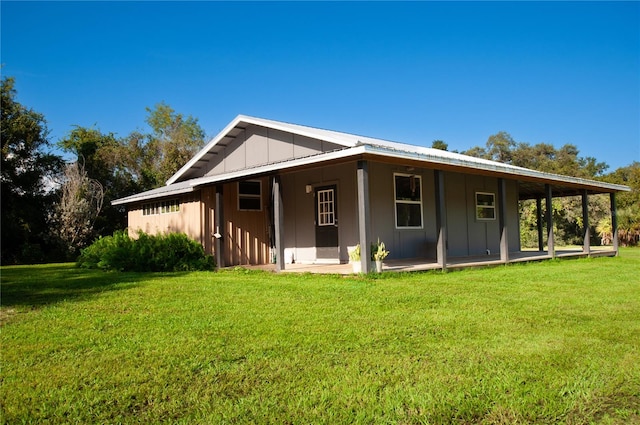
[238,180,262,211]
[142,199,180,216]
[476,192,496,220]
[394,174,423,228]
[317,188,335,226]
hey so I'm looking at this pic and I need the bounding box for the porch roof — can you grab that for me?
[112,115,629,206]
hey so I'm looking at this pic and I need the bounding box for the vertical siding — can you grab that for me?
[368,162,437,260]
[445,172,470,257]
[127,192,202,243]
[223,177,270,266]
[281,162,358,264]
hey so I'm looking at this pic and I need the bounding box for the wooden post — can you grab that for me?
[545,184,555,258]
[582,190,590,255]
[610,192,618,255]
[215,185,225,268]
[536,197,544,252]
[498,178,509,263]
[435,170,447,270]
[273,176,285,271]
[357,160,371,273]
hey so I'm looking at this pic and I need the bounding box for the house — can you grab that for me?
[112,115,629,273]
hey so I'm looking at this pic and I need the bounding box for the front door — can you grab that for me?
[315,185,339,261]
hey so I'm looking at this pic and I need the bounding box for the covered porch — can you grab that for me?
[243,246,617,275]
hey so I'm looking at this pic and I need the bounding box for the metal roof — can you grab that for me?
[113,115,629,206]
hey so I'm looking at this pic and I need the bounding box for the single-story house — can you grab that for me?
[113,115,630,273]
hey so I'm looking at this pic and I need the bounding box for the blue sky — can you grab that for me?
[2,1,639,171]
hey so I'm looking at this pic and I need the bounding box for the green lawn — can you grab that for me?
[1,250,639,424]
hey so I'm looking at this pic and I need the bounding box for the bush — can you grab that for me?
[78,231,215,272]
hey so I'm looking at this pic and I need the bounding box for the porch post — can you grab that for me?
[435,170,447,270]
[536,197,544,252]
[582,190,590,255]
[273,176,285,271]
[357,160,371,273]
[545,184,555,258]
[498,178,509,263]
[215,185,225,268]
[610,192,619,255]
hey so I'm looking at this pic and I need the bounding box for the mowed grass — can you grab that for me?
[1,250,639,424]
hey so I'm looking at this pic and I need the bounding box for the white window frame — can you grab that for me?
[475,192,496,221]
[142,199,180,216]
[316,188,336,226]
[394,173,424,229]
[238,180,262,211]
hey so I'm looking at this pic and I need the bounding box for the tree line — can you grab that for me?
[2,76,205,264]
[2,75,639,264]
[433,133,639,247]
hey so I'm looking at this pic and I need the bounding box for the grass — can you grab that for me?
[1,249,639,424]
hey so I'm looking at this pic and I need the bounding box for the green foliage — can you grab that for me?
[371,238,390,261]
[78,231,215,272]
[602,162,640,246]
[464,131,640,246]
[1,250,639,423]
[1,76,65,264]
[348,243,361,261]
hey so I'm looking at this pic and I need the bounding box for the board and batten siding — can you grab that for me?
[281,162,359,264]
[221,177,271,266]
[444,172,520,257]
[203,124,344,177]
[127,192,203,244]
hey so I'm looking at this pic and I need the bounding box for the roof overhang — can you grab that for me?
[113,143,629,206]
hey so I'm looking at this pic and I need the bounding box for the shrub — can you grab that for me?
[78,231,215,272]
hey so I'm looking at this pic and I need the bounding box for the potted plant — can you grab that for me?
[371,239,389,273]
[349,244,362,273]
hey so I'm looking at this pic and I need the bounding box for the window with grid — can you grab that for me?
[317,188,335,226]
[142,199,180,216]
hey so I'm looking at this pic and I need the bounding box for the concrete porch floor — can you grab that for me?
[235,247,616,275]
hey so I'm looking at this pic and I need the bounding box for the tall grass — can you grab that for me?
[1,250,639,424]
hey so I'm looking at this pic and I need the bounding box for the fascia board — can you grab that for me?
[111,186,195,206]
[166,115,359,186]
[166,115,246,185]
[364,144,630,193]
[187,145,367,188]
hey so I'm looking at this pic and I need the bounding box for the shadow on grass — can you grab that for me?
[0,263,163,309]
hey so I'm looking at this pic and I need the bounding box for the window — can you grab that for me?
[238,180,262,211]
[317,188,335,226]
[142,199,180,216]
[394,173,423,228]
[475,192,496,220]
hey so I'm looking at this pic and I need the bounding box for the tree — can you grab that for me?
[136,102,205,188]
[54,162,104,256]
[600,162,640,246]
[1,76,63,263]
[431,140,448,151]
[464,131,614,247]
[58,126,135,236]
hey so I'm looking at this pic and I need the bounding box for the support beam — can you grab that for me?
[498,178,509,263]
[545,184,555,258]
[273,176,285,271]
[610,192,619,255]
[357,160,372,273]
[582,190,590,255]
[536,197,544,252]
[434,170,447,270]
[214,185,225,268]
